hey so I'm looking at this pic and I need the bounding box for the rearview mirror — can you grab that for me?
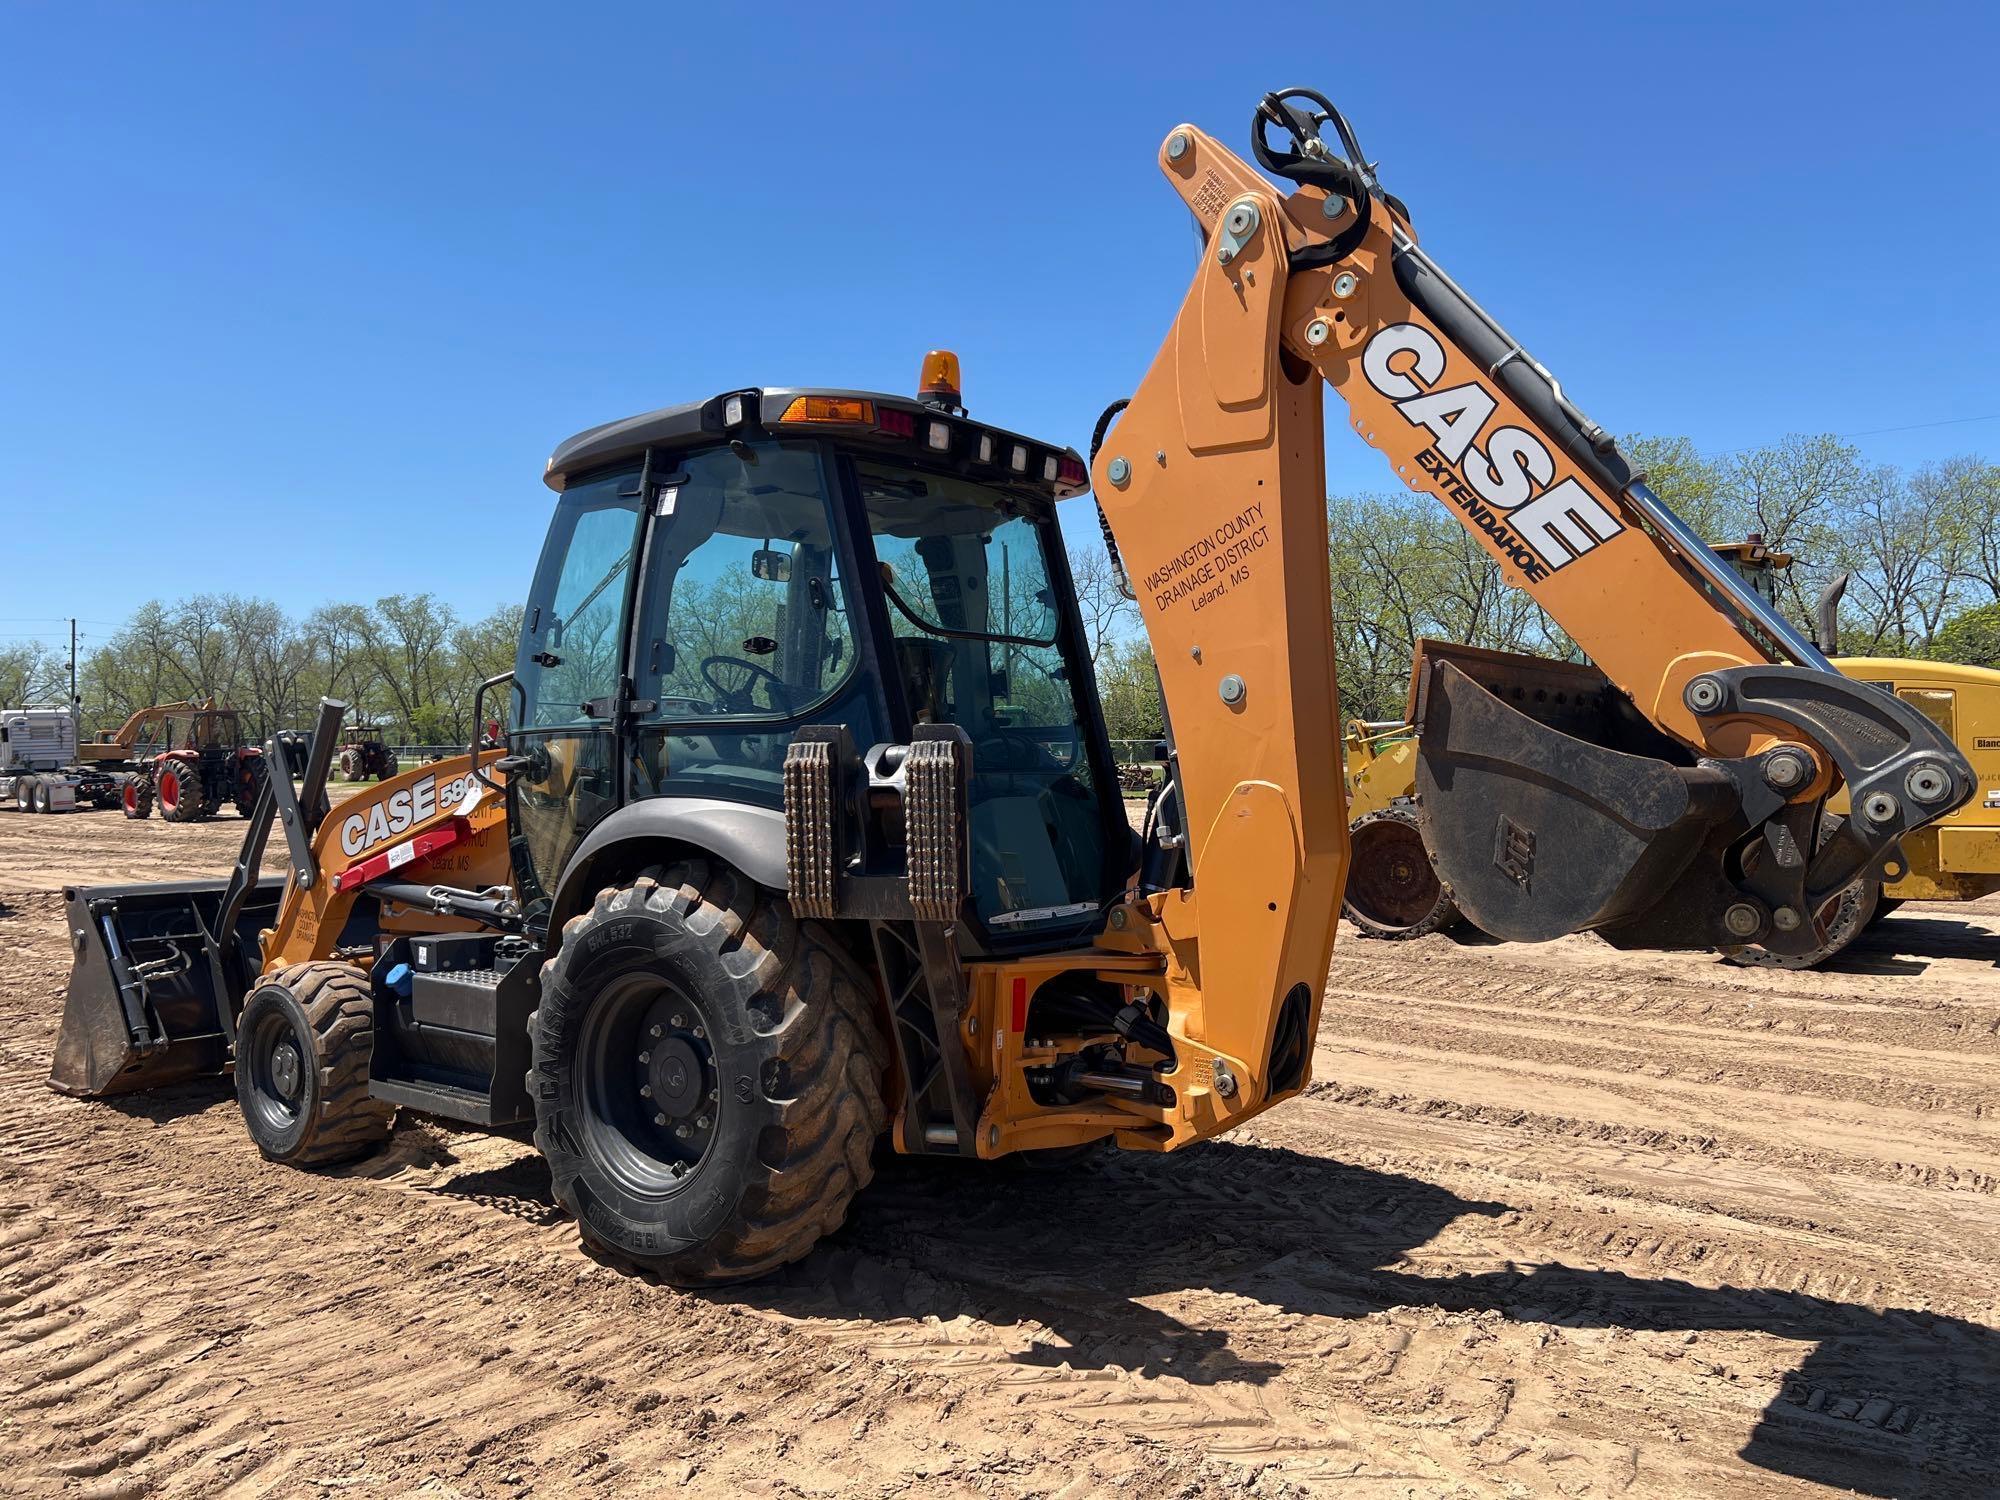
[752,548,791,583]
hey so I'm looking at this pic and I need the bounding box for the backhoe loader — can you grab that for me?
[51,88,1974,1285]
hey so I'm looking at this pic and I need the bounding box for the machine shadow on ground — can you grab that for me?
[389,1123,1999,1495]
[729,1141,1996,1498]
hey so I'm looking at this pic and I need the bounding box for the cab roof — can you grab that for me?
[544,386,1089,501]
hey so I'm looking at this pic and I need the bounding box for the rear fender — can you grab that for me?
[547,797,789,939]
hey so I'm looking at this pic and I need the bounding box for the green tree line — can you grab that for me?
[6,432,1994,749]
[0,595,522,746]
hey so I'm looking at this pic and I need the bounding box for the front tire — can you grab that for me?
[531,860,889,1286]
[123,775,154,819]
[1343,799,1463,939]
[235,962,396,1166]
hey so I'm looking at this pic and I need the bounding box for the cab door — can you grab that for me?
[510,464,647,907]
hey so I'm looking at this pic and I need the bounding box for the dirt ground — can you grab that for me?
[4,806,1999,1498]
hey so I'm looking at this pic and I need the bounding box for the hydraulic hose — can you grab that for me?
[1089,398,1134,601]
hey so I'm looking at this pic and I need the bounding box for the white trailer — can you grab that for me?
[0,708,118,812]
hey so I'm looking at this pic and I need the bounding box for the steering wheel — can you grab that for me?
[700,655,792,713]
[988,726,1082,774]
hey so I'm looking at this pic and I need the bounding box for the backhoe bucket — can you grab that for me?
[50,877,282,1097]
[1413,659,1737,943]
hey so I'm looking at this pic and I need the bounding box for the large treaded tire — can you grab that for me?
[232,752,266,818]
[1343,799,1463,940]
[234,962,396,1166]
[156,758,207,823]
[336,748,362,782]
[122,775,154,820]
[1723,813,1877,971]
[530,859,890,1286]
[1868,896,1905,928]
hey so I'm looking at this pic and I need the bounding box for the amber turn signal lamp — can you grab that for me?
[777,396,875,425]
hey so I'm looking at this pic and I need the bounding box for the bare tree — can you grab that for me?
[1067,541,1139,666]
[302,603,380,717]
[0,642,64,706]
[224,597,310,739]
[1723,435,1872,623]
[1912,456,2000,602]
[1835,471,1967,654]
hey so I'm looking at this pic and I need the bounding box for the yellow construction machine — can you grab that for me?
[52,89,1975,1284]
[1342,544,2000,964]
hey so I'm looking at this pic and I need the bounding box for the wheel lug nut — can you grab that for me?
[695,1114,711,1130]
[640,1084,652,1098]
[650,1024,663,1038]
[692,1026,704,1040]
[638,1050,650,1064]
[707,1086,718,1102]
[671,1013,686,1028]
[675,1124,692,1139]
[653,1112,667,1126]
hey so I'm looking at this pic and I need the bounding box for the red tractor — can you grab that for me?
[121,701,265,823]
[333,725,398,782]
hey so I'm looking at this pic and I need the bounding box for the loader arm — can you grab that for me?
[1095,91,1974,974]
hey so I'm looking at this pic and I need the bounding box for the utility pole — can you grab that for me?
[69,618,78,716]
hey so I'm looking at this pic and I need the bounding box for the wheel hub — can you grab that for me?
[646,1035,703,1118]
[270,1041,303,1101]
[1350,822,1442,929]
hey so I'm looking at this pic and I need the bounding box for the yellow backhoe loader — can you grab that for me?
[52,88,1974,1284]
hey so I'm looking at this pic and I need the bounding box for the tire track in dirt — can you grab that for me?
[4,809,2000,1495]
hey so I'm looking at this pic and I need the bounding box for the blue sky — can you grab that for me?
[3,1,1996,655]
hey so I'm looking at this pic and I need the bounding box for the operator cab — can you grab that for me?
[511,356,1125,948]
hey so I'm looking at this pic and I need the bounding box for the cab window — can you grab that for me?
[628,441,868,800]
[516,468,645,727]
[858,459,1109,930]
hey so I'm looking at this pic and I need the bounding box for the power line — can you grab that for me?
[1834,412,2000,441]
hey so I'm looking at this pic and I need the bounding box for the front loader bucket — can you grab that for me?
[1413,661,1737,943]
[50,877,283,1097]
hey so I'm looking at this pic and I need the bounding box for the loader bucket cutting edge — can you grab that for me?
[49,877,284,1098]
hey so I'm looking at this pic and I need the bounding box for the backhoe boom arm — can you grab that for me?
[1090,93,1973,1121]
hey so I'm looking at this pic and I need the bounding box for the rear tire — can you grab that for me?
[233,754,265,818]
[14,777,33,812]
[1869,896,1905,928]
[235,962,396,1167]
[157,760,206,823]
[122,776,154,819]
[336,748,362,782]
[530,860,889,1286]
[1343,799,1463,939]
[31,780,51,814]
